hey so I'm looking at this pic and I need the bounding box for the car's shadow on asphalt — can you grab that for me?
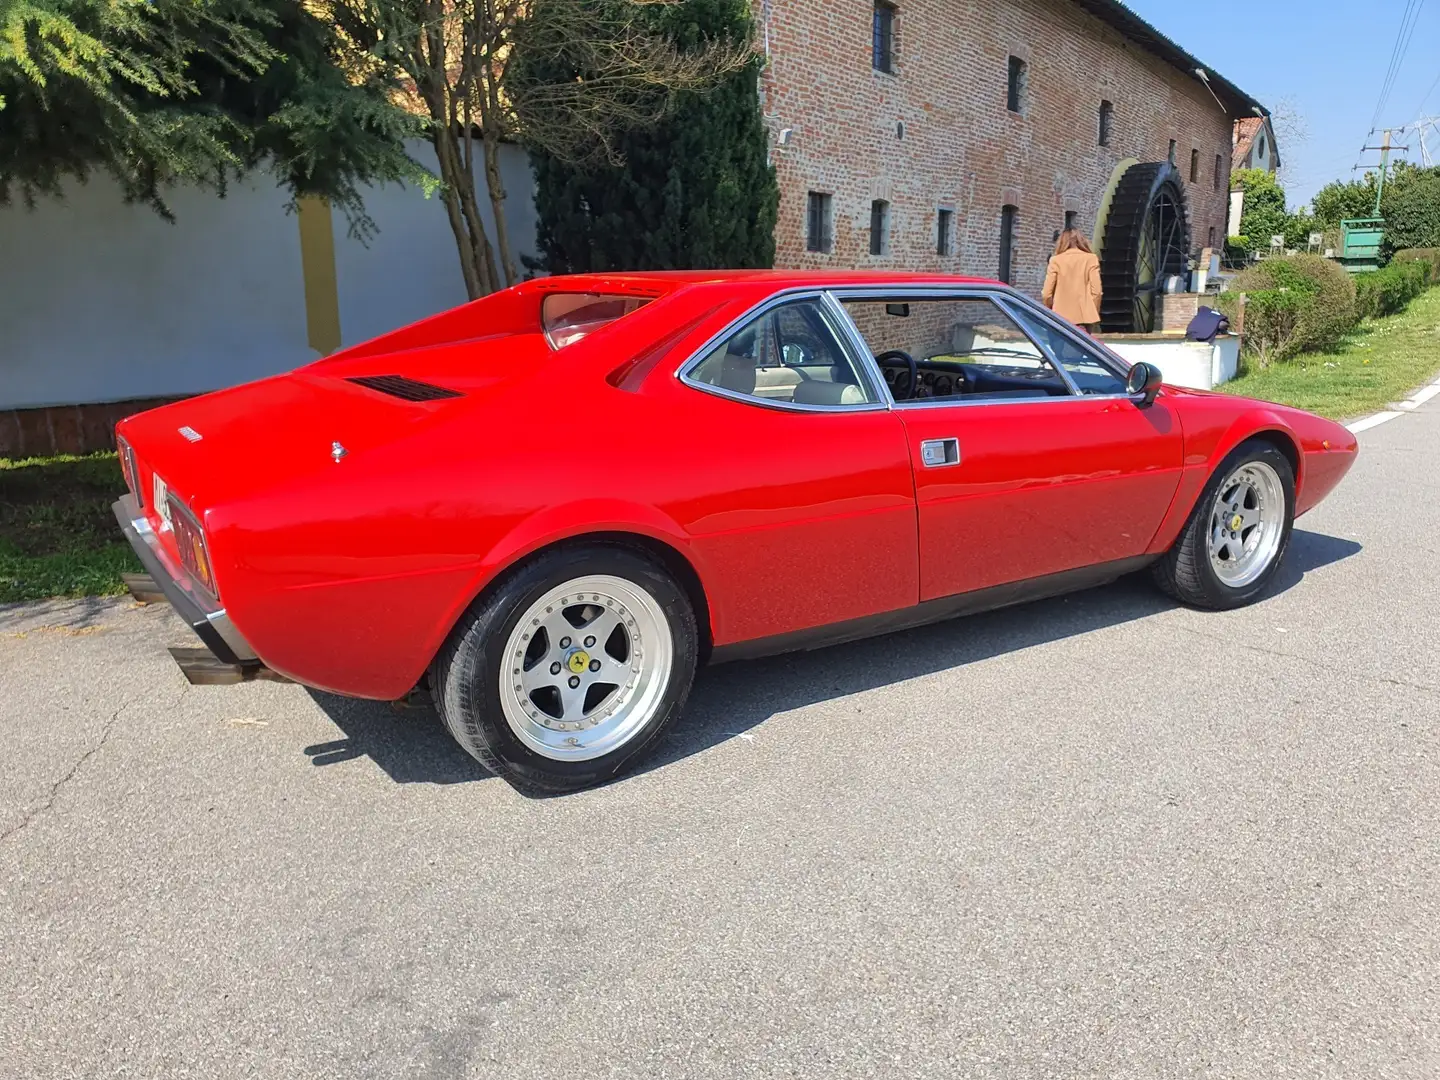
[302,528,1361,790]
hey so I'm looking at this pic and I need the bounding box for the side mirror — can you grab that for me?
[1125,361,1164,407]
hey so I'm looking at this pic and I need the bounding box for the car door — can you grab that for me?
[667,294,919,646]
[836,290,1184,602]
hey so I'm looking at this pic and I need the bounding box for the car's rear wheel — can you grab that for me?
[1152,439,1295,609]
[432,545,698,795]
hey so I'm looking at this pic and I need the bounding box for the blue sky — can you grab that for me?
[1126,0,1440,207]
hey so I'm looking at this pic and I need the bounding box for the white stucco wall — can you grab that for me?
[336,142,539,348]
[0,141,538,410]
[1104,336,1240,390]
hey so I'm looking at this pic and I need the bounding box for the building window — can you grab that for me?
[873,2,895,73]
[1214,154,1224,190]
[937,208,954,256]
[1167,139,1177,164]
[870,200,890,256]
[1190,148,1199,182]
[1208,226,1216,249]
[1064,210,1077,232]
[1098,100,1113,146]
[1257,133,1266,159]
[1007,56,1027,113]
[806,192,833,254]
[999,204,1018,283]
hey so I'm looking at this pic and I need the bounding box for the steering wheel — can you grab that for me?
[875,350,918,400]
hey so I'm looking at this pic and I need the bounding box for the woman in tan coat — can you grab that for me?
[1042,229,1103,332]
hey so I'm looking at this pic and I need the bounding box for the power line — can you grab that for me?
[1371,0,1425,133]
[1366,0,1411,133]
[1417,66,1440,116]
[1356,0,1427,172]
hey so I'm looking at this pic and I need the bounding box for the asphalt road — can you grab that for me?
[3,402,1438,1080]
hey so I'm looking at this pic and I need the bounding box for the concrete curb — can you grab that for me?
[1346,375,1440,434]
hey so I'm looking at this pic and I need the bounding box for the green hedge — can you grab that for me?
[1355,260,1432,320]
[1392,247,1440,280]
[1219,254,1357,366]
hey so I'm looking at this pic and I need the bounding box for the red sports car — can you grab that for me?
[114,271,1358,794]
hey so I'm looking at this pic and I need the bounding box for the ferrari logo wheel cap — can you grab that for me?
[1230,513,1243,531]
[567,650,591,674]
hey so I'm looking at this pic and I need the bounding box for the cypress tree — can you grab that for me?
[528,0,779,273]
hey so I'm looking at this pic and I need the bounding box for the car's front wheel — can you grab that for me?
[432,545,698,795]
[1152,439,1296,610]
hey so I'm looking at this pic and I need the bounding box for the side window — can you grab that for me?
[840,296,1072,403]
[688,299,880,408]
[1007,304,1128,395]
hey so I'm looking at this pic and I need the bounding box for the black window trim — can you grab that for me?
[806,191,833,254]
[1006,55,1026,113]
[998,204,1019,284]
[869,199,890,256]
[873,1,896,74]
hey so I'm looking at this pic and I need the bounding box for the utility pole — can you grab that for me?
[1355,129,1410,216]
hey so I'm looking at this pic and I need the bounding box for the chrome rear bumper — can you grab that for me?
[112,495,258,665]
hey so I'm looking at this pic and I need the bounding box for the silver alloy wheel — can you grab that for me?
[1208,460,1286,588]
[498,574,674,762]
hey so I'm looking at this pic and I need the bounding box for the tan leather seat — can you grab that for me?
[692,344,759,395]
[716,350,758,395]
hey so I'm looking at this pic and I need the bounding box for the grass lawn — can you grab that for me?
[1224,286,1440,420]
[0,453,141,604]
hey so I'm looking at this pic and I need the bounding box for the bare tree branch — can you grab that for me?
[330,0,751,299]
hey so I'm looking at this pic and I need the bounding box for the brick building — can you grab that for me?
[756,0,1266,299]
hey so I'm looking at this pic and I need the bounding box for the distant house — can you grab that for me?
[1232,116,1279,174]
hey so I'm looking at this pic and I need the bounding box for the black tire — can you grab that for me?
[1152,439,1296,610]
[431,545,698,796]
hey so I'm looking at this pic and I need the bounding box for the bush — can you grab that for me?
[1224,254,1358,363]
[1355,260,1431,320]
[1381,167,1440,255]
[1217,289,1307,367]
[1393,247,1440,281]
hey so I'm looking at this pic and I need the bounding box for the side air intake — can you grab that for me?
[345,375,463,402]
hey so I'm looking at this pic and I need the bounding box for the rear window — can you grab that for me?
[542,293,654,350]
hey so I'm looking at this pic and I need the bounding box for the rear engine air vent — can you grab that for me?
[345,375,464,402]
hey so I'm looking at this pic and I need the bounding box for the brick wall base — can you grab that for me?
[1156,293,1203,334]
[0,398,183,459]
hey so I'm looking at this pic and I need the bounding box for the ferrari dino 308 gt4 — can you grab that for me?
[114,271,1357,793]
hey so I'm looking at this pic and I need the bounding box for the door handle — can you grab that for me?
[920,437,961,467]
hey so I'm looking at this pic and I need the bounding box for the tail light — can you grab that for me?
[167,495,217,599]
[117,437,142,508]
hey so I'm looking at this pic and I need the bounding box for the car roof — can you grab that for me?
[530,269,1006,294]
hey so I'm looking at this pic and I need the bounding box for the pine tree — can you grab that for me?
[528,0,778,273]
[0,0,426,235]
